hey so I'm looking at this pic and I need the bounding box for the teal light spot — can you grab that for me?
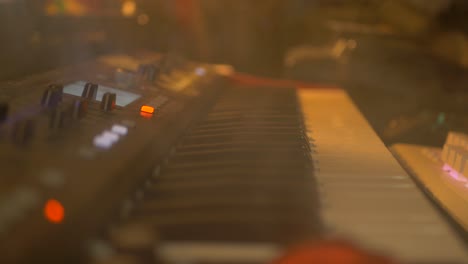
[437,112,445,125]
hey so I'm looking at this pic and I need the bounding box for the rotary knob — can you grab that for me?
[82,82,98,100]
[138,64,159,83]
[72,98,88,119]
[12,119,35,144]
[50,105,72,130]
[41,84,63,108]
[101,93,116,112]
[115,68,136,88]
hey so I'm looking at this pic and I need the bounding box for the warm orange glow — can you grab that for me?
[274,241,396,264]
[45,0,87,16]
[140,112,153,119]
[121,0,137,17]
[44,199,65,224]
[140,105,155,114]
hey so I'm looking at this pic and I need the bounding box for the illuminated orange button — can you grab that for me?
[44,199,65,224]
[140,105,155,114]
[140,112,153,119]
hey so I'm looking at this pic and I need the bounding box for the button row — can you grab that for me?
[93,124,129,150]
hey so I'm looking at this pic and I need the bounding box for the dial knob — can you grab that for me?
[138,64,158,82]
[82,82,98,100]
[115,68,136,88]
[101,92,116,112]
[41,84,63,108]
[0,102,8,123]
[12,119,35,144]
[50,105,72,130]
[72,98,87,119]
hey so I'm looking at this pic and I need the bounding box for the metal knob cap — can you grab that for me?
[72,98,88,119]
[41,84,63,108]
[82,82,98,100]
[101,93,116,112]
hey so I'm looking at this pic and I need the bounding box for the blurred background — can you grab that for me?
[1,0,467,146]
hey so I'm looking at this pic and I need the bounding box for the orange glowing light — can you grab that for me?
[273,240,396,264]
[121,0,137,17]
[44,199,65,224]
[140,105,155,114]
[140,112,153,119]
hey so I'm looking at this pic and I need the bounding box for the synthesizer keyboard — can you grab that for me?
[0,53,467,264]
[392,132,468,233]
[0,53,225,263]
[298,89,467,263]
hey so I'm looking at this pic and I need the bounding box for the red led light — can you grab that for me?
[44,199,65,224]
